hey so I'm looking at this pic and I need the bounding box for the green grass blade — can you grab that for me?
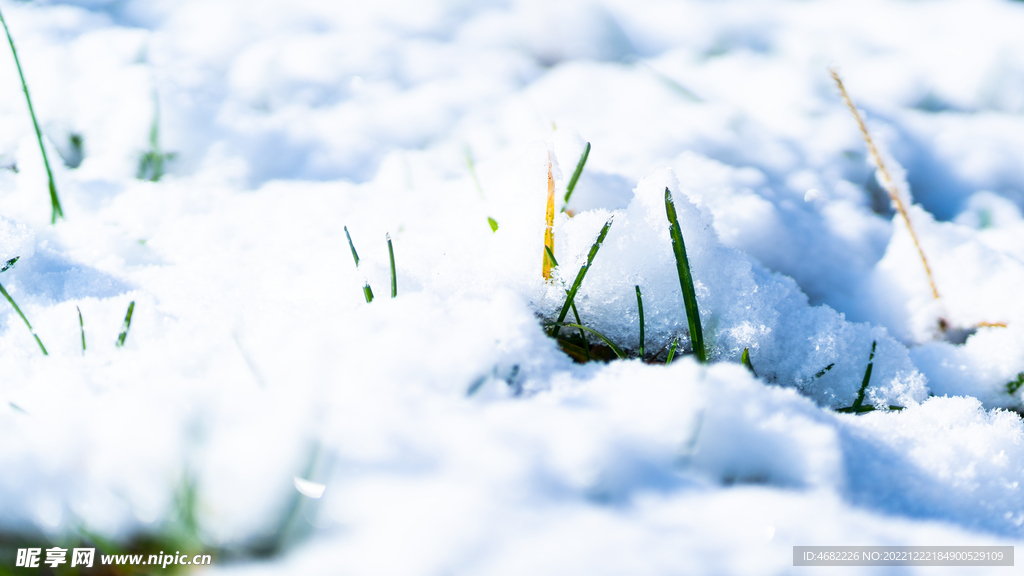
[544,244,557,277]
[814,363,835,379]
[665,339,678,364]
[562,142,590,210]
[640,62,703,102]
[77,305,85,353]
[851,340,877,411]
[546,245,588,360]
[487,217,498,232]
[0,8,63,224]
[116,301,135,348]
[569,304,588,361]
[665,187,705,363]
[1,256,18,273]
[344,225,374,302]
[552,217,613,338]
[387,233,397,298]
[149,93,162,179]
[344,226,361,267]
[838,341,880,413]
[741,347,756,377]
[465,146,484,198]
[635,285,645,359]
[544,245,557,269]
[137,91,164,181]
[0,282,47,355]
[553,322,625,359]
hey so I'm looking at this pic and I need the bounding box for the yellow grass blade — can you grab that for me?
[543,159,555,280]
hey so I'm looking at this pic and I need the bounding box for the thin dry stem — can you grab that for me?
[543,159,555,280]
[831,68,940,301]
[977,322,1007,328]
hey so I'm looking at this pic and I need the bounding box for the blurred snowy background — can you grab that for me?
[2,0,1024,574]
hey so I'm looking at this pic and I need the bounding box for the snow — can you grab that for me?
[2,0,1024,573]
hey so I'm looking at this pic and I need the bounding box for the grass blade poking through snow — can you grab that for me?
[665,187,706,363]
[116,301,135,348]
[552,218,613,339]
[841,341,876,413]
[546,245,588,361]
[0,8,63,223]
[344,226,360,266]
[0,259,47,355]
[561,142,590,212]
[137,91,176,182]
[344,226,373,303]
[77,305,85,354]
[741,347,756,377]
[665,339,678,364]
[837,341,902,413]
[387,233,397,298]
[635,285,645,359]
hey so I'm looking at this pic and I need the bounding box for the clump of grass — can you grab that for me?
[635,285,645,359]
[344,226,373,303]
[77,305,85,354]
[741,347,756,377]
[0,7,63,223]
[665,187,706,363]
[116,301,135,347]
[0,256,47,355]
[561,142,591,213]
[551,217,613,339]
[137,91,176,182]
[387,233,397,298]
[541,202,712,365]
[542,158,556,280]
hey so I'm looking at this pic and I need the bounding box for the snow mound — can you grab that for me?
[529,164,927,409]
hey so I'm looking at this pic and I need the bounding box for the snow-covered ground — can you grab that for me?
[2,0,1024,573]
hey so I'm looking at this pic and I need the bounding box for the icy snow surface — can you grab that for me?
[2,0,1024,573]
